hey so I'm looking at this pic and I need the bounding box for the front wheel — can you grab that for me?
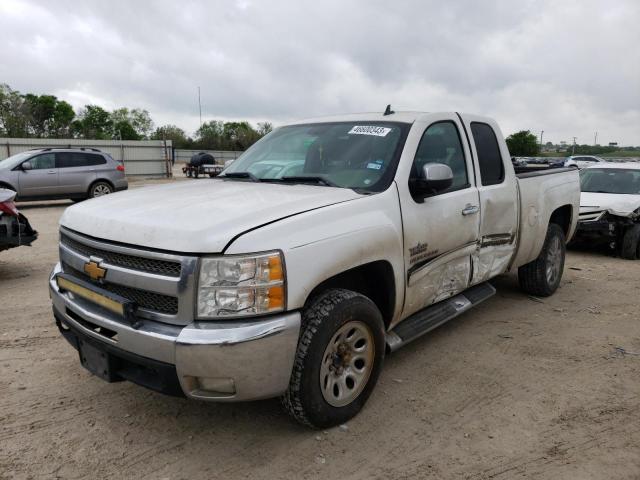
[282,289,385,428]
[620,225,640,260]
[518,223,566,297]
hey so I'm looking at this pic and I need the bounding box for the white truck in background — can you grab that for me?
[50,110,580,428]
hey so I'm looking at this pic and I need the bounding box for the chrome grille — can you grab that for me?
[63,263,179,315]
[60,233,181,277]
[579,210,604,222]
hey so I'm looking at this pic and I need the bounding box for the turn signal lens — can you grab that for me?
[267,285,284,310]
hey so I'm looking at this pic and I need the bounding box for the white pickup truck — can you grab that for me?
[50,110,580,428]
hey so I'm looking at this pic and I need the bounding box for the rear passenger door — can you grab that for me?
[56,152,100,194]
[459,115,518,284]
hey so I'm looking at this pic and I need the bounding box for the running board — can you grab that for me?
[386,282,496,352]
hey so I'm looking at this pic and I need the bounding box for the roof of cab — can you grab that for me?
[288,111,437,125]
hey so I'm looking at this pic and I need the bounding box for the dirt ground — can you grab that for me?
[1,180,640,479]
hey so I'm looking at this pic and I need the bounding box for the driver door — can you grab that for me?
[399,117,480,318]
[18,153,59,197]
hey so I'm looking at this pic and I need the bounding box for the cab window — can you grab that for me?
[471,122,504,186]
[410,121,469,193]
[27,153,55,170]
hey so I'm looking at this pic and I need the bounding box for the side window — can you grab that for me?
[411,121,469,192]
[84,153,107,166]
[56,152,78,168]
[57,152,106,168]
[470,122,504,186]
[28,153,56,169]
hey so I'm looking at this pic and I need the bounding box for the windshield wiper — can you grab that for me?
[220,171,260,182]
[279,176,338,187]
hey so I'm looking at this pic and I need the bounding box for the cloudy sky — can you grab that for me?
[1,0,639,144]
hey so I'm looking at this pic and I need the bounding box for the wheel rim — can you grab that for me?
[546,236,562,284]
[93,184,111,197]
[320,320,375,408]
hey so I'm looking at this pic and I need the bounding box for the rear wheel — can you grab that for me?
[620,225,640,260]
[282,289,385,428]
[89,181,113,198]
[518,223,566,297]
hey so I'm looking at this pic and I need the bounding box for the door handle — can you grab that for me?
[462,204,479,216]
[47,170,56,174]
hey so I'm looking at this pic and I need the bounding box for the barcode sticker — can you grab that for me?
[348,125,392,137]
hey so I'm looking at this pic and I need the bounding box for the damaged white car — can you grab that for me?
[0,188,38,252]
[49,110,580,427]
[573,162,640,259]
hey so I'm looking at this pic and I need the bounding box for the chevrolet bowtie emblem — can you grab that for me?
[84,260,106,281]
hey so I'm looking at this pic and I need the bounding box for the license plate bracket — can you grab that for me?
[78,338,117,382]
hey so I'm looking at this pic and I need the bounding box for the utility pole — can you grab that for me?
[539,130,544,149]
[572,137,577,155]
[594,131,598,146]
[197,86,202,128]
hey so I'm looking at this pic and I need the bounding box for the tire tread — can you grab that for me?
[281,289,360,427]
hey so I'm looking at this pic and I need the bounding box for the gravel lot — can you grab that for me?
[2,182,640,479]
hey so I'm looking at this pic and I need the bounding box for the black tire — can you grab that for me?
[194,169,199,178]
[620,225,640,260]
[186,169,192,178]
[518,223,566,297]
[89,181,114,198]
[282,289,385,428]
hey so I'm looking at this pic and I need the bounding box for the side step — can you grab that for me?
[386,282,496,352]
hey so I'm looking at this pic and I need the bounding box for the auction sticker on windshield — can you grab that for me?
[348,125,392,137]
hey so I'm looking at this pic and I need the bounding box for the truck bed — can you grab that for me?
[514,166,576,178]
[510,167,581,270]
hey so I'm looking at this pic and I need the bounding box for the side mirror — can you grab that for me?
[21,161,33,171]
[411,163,453,198]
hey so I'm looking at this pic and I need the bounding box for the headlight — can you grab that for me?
[197,251,285,319]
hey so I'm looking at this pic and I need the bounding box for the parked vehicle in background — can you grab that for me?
[0,148,127,201]
[564,155,605,169]
[572,162,640,259]
[0,188,37,252]
[49,110,580,428]
[182,152,223,178]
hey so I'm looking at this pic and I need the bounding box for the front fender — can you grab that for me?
[225,186,405,322]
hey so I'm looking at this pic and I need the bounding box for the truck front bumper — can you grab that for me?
[50,263,301,401]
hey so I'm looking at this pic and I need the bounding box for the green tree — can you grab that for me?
[51,100,75,137]
[257,121,273,136]
[194,120,225,149]
[111,107,154,139]
[152,124,190,148]
[506,130,540,156]
[0,84,28,137]
[22,94,75,137]
[112,120,140,140]
[73,105,113,139]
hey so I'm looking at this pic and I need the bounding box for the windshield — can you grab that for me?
[221,122,409,192]
[0,151,33,170]
[580,168,640,195]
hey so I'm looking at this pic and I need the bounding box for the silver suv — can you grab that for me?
[0,148,128,201]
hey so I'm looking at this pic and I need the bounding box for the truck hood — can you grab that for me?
[60,180,362,252]
[580,192,640,218]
